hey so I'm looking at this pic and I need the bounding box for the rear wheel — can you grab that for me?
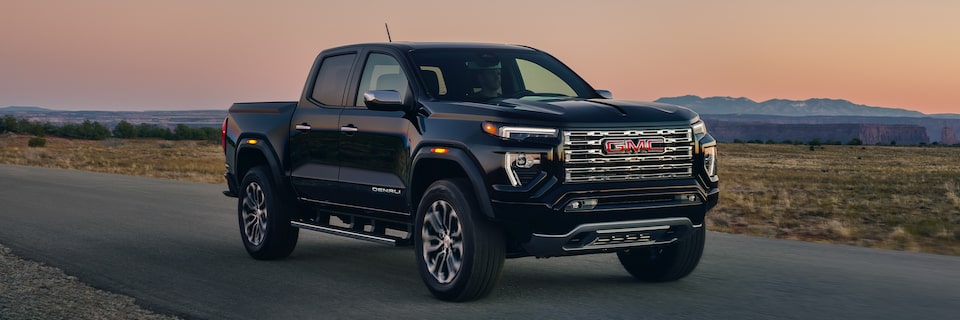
[414,179,505,301]
[238,166,299,260]
[617,226,705,282]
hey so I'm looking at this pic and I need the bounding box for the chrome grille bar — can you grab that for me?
[563,127,694,183]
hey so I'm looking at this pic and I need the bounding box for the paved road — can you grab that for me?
[1,164,958,319]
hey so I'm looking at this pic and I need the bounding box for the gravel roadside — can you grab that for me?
[0,243,180,320]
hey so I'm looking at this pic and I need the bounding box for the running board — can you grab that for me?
[290,221,410,246]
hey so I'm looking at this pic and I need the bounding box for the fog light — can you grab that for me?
[505,152,542,186]
[566,199,598,211]
[516,155,528,167]
[675,194,699,203]
[508,152,538,169]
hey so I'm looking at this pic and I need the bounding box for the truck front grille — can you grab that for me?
[563,128,694,183]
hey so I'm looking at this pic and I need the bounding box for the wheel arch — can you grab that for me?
[410,147,495,219]
[234,133,286,188]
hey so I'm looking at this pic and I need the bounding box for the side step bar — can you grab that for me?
[290,221,410,246]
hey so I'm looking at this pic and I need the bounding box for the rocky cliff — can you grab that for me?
[942,127,958,145]
[700,114,960,143]
[657,95,928,117]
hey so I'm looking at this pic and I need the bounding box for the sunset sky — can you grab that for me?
[2,0,958,114]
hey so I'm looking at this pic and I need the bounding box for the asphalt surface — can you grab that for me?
[1,164,958,319]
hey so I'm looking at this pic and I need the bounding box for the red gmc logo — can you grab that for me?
[604,138,665,154]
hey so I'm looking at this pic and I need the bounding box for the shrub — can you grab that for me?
[28,136,46,147]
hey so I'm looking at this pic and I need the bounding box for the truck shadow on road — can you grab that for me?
[276,236,699,303]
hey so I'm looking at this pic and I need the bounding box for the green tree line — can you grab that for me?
[1,115,219,142]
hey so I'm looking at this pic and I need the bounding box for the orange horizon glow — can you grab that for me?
[1,0,958,114]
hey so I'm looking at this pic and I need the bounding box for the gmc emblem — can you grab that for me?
[604,138,665,154]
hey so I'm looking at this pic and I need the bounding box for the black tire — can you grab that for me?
[617,226,705,282]
[414,179,505,301]
[238,166,299,260]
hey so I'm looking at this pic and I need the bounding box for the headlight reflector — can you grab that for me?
[500,126,558,141]
[703,146,717,176]
[692,121,707,140]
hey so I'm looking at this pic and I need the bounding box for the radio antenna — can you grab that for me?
[384,23,392,42]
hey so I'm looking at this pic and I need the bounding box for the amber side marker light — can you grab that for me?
[431,147,449,154]
[482,122,498,136]
[246,139,258,145]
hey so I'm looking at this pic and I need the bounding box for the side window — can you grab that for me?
[516,58,576,96]
[355,53,409,107]
[419,66,448,96]
[311,54,356,106]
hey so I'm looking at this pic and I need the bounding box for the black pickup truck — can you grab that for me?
[222,42,719,301]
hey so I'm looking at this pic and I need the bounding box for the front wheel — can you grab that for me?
[617,226,705,282]
[238,166,299,260]
[414,179,505,301]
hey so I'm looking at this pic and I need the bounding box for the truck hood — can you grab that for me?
[432,97,700,126]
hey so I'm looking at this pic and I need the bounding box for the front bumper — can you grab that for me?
[488,177,717,258]
[522,217,698,257]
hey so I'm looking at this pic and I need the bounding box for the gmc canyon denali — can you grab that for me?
[222,42,719,301]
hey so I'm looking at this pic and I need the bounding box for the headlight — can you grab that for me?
[483,122,558,141]
[703,146,717,177]
[692,121,707,140]
[501,126,558,140]
[482,122,555,187]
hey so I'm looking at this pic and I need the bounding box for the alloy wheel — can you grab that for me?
[421,200,464,284]
[242,182,268,246]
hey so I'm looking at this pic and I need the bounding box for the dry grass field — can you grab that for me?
[712,143,960,255]
[0,134,222,184]
[2,133,958,255]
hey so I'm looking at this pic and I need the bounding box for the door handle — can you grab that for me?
[340,125,359,133]
[295,123,311,131]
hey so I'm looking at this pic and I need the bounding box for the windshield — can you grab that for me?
[410,48,597,102]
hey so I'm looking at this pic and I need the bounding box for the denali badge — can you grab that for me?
[603,138,665,154]
[371,186,402,195]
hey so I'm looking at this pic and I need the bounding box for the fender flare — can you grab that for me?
[234,133,286,189]
[411,147,496,219]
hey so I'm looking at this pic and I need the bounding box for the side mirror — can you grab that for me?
[596,90,613,99]
[363,90,407,111]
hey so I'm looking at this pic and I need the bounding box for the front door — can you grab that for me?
[336,52,415,214]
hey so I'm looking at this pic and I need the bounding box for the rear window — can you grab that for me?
[311,53,356,106]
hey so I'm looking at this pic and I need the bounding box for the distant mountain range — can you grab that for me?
[0,106,52,112]
[649,96,959,144]
[0,106,227,129]
[655,95,958,118]
[4,96,957,119]
[3,97,959,144]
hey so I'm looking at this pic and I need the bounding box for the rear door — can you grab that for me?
[336,52,417,214]
[288,52,358,202]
